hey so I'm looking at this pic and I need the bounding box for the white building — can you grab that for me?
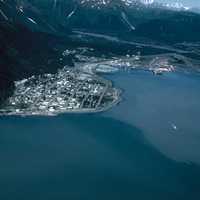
[140,0,154,5]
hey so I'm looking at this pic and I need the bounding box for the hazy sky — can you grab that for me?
[155,0,200,7]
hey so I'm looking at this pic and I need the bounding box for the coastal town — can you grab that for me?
[0,67,120,115]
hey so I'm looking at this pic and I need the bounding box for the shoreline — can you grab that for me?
[0,73,122,117]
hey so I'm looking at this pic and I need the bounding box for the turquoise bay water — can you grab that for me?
[104,71,200,164]
[0,71,200,199]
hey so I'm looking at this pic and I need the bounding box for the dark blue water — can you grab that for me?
[1,71,200,200]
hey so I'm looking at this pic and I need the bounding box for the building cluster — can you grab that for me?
[0,67,119,115]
